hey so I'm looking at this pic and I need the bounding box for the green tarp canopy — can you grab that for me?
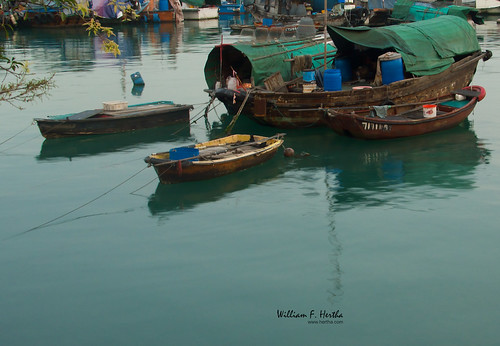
[327,16,481,76]
[391,0,483,24]
[204,38,337,88]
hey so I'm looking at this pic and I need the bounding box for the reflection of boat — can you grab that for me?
[37,124,191,161]
[144,134,284,183]
[324,123,490,210]
[207,16,491,129]
[35,101,192,138]
[325,86,486,139]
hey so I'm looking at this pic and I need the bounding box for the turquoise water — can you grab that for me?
[1,17,500,345]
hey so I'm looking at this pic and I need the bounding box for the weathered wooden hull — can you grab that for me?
[145,134,284,184]
[35,103,192,138]
[216,52,487,129]
[324,88,482,139]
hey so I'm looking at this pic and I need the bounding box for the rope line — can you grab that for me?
[0,122,35,147]
[13,166,149,237]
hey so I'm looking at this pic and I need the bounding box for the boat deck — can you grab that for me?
[101,103,178,117]
[198,142,268,161]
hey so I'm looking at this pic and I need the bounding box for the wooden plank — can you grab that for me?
[66,109,102,120]
[101,104,175,117]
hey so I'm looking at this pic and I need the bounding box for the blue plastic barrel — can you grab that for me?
[262,18,273,27]
[169,147,199,161]
[323,69,342,91]
[130,72,145,85]
[159,0,169,11]
[335,58,352,82]
[380,53,404,85]
[303,69,315,83]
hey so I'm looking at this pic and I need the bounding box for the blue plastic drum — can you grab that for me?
[380,53,404,85]
[323,69,342,91]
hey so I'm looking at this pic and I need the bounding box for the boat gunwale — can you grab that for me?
[35,104,193,123]
[149,137,284,167]
[327,98,477,125]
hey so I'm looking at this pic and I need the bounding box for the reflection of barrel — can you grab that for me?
[324,69,342,91]
[159,0,169,11]
[380,52,404,85]
[335,58,352,82]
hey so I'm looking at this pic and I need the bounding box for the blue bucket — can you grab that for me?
[323,69,342,91]
[169,147,199,161]
[262,18,273,27]
[130,72,145,85]
[335,58,352,82]
[303,69,315,83]
[380,53,404,85]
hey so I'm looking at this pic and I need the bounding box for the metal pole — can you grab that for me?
[324,0,327,70]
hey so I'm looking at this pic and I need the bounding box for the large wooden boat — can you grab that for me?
[35,101,192,139]
[206,16,492,129]
[324,86,486,139]
[144,134,284,184]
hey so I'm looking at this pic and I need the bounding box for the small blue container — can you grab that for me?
[380,53,404,85]
[262,18,273,27]
[159,0,169,10]
[169,147,199,161]
[323,69,342,91]
[130,72,145,85]
[302,69,315,83]
[335,57,352,82]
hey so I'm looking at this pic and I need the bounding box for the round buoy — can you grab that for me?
[284,147,295,157]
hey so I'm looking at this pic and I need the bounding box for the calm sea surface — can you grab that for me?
[1,15,500,345]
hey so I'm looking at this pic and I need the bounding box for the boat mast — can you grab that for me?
[324,0,327,70]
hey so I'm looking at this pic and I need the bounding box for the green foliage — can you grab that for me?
[84,19,121,57]
[0,49,55,108]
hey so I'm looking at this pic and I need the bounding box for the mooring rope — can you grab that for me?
[0,122,35,147]
[9,165,150,239]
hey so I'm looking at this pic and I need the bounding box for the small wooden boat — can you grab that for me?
[35,101,193,139]
[324,86,486,140]
[144,134,285,184]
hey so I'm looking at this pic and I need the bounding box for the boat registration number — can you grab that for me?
[361,122,391,131]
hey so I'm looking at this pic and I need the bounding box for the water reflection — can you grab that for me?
[3,21,225,70]
[325,211,343,305]
[147,113,489,217]
[320,123,490,211]
[36,124,192,161]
